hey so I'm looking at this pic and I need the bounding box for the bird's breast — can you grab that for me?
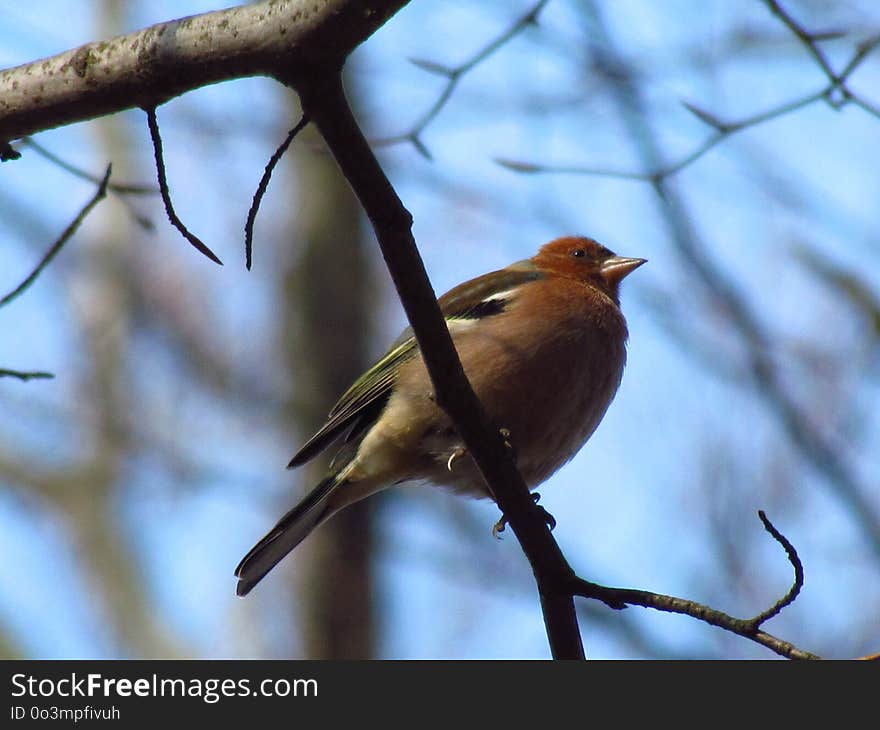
[449,279,629,488]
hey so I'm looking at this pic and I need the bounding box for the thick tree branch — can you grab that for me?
[293,71,587,659]
[0,0,407,142]
[144,106,223,265]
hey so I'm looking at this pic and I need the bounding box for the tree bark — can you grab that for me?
[0,0,408,140]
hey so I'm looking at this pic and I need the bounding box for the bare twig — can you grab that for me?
[245,113,310,270]
[20,138,157,195]
[374,0,549,157]
[0,369,54,381]
[19,138,157,232]
[0,1,409,142]
[144,107,223,266]
[748,510,804,625]
[0,165,111,307]
[567,512,819,660]
[763,0,880,116]
[500,89,820,179]
[570,577,819,660]
[840,34,880,80]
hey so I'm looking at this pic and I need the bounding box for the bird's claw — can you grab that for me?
[446,446,467,472]
[538,505,557,531]
[492,492,556,539]
[448,426,512,472]
[499,427,515,458]
[530,492,556,530]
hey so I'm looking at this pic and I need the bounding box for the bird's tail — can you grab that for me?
[235,475,341,596]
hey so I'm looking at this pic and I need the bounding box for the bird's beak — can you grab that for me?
[600,256,647,285]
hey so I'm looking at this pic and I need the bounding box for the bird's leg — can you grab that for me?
[492,492,556,539]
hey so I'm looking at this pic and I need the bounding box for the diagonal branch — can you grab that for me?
[20,138,158,195]
[763,0,880,116]
[1,165,111,307]
[292,71,587,659]
[497,29,880,182]
[749,510,804,625]
[762,0,839,83]
[374,0,549,157]
[245,113,311,270]
[0,369,54,381]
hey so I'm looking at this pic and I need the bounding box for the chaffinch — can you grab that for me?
[236,236,645,595]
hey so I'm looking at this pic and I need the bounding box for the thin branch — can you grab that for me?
[840,34,880,81]
[0,165,111,308]
[497,87,827,182]
[851,95,880,120]
[749,510,804,625]
[497,27,880,182]
[20,138,158,195]
[245,113,310,270]
[763,1,880,116]
[373,0,549,157]
[762,0,839,83]
[568,512,819,660]
[20,138,158,232]
[143,106,223,266]
[0,369,54,381]
[570,577,819,660]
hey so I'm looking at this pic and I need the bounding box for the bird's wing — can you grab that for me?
[286,337,417,468]
[286,262,543,469]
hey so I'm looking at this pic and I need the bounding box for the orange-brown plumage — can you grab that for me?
[235,236,645,595]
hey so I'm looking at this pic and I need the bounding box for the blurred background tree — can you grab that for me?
[0,0,878,658]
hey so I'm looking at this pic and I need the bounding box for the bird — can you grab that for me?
[235,236,645,596]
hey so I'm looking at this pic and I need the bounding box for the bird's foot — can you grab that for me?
[492,492,556,539]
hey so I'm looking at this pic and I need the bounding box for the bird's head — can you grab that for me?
[532,236,646,302]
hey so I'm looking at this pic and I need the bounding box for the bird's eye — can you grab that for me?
[571,249,586,258]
